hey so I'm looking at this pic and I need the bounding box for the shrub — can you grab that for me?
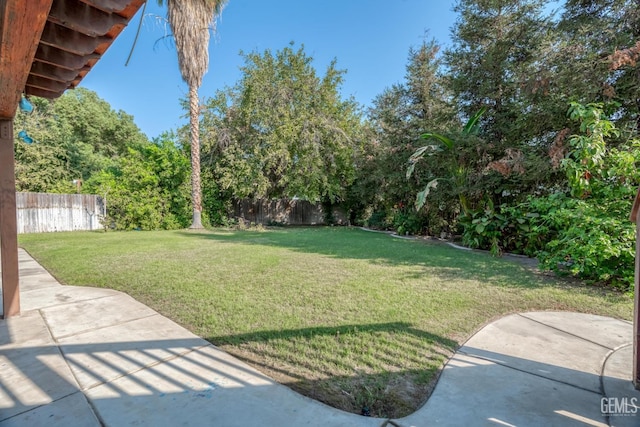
[460,103,640,290]
[84,140,191,230]
[364,210,390,230]
[391,209,426,235]
[537,199,635,289]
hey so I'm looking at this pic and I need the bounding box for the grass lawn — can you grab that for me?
[19,227,633,418]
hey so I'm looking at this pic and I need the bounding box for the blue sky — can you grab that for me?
[80,0,459,139]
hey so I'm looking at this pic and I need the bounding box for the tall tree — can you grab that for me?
[358,40,457,231]
[14,88,147,193]
[441,0,558,210]
[199,44,365,203]
[445,0,552,146]
[555,0,640,134]
[157,0,227,228]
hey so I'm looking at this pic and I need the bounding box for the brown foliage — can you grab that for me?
[608,40,640,70]
[549,128,570,170]
[485,149,525,177]
[602,83,616,99]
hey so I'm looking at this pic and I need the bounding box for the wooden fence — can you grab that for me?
[233,199,347,225]
[16,192,105,233]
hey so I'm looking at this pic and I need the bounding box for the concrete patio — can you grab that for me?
[1,249,638,426]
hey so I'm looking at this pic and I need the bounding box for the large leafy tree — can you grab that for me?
[439,0,559,215]
[157,0,227,229]
[14,88,147,193]
[199,44,365,204]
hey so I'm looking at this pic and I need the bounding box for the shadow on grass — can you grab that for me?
[178,227,549,289]
[209,320,458,349]
[206,320,458,418]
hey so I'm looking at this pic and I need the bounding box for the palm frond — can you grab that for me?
[462,107,486,135]
[415,179,439,211]
[419,132,455,149]
[164,0,227,86]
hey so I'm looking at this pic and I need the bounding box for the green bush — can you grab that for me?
[364,210,390,230]
[462,192,635,289]
[461,103,640,290]
[392,210,425,235]
[84,139,191,230]
[460,194,564,256]
[201,170,233,227]
[361,206,429,235]
[537,199,635,290]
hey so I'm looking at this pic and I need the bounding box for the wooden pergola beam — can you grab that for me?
[48,0,126,37]
[30,0,145,99]
[35,44,99,71]
[25,87,65,100]
[40,22,110,56]
[81,0,131,13]
[26,75,70,93]
[0,0,53,118]
[29,61,85,84]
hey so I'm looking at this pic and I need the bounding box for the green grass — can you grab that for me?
[19,227,633,417]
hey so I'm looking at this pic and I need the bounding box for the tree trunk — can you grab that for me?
[189,83,204,229]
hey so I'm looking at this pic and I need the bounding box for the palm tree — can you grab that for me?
[157,0,227,228]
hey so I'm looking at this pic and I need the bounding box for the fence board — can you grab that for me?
[233,199,347,225]
[16,192,105,233]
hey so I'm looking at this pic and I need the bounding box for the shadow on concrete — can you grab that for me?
[0,332,382,426]
[1,328,638,426]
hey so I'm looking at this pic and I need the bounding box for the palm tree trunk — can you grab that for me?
[189,83,204,229]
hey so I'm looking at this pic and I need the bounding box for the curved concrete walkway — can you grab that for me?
[1,249,638,426]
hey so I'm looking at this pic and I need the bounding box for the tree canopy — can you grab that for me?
[14,88,147,193]
[198,43,366,203]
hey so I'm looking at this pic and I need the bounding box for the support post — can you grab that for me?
[0,119,19,318]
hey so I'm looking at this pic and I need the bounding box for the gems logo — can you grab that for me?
[601,397,639,416]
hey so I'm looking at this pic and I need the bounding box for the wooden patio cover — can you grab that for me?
[0,0,144,318]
